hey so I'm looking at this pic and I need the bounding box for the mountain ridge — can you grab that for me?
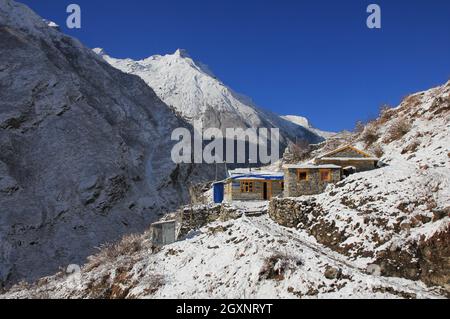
[94,48,324,146]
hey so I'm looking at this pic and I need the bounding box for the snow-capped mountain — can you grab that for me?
[0,0,214,287]
[282,115,336,139]
[95,48,323,145]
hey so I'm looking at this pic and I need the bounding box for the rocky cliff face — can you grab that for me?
[0,0,212,287]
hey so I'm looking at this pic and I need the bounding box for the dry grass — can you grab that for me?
[259,252,302,281]
[401,140,421,155]
[354,121,365,134]
[86,234,143,270]
[360,124,380,146]
[385,118,412,143]
[378,104,395,125]
[85,269,164,299]
[143,274,165,296]
[401,94,422,110]
[370,144,384,158]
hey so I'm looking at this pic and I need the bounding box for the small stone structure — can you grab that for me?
[150,220,176,247]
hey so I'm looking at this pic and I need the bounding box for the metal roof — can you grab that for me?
[283,164,342,169]
[227,173,284,181]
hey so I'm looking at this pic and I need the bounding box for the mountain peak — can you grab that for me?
[93,47,107,56]
[174,48,190,58]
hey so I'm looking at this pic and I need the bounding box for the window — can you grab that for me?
[297,170,308,181]
[320,169,332,182]
[240,181,254,193]
[280,182,284,191]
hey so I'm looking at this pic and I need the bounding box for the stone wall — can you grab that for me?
[269,197,354,254]
[176,204,242,238]
[284,168,341,197]
[269,197,450,295]
[269,197,322,228]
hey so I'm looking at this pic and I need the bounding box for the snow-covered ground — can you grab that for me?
[2,211,444,299]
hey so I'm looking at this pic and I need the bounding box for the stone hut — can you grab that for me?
[314,145,379,173]
[283,164,341,197]
[283,145,379,197]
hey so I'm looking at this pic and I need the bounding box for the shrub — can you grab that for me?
[354,121,365,134]
[259,252,302,281]
[385,118,411,142]
[143,274,166,296]
[370,144,384,158]
[378,104,394,124]
[402,94,421,109]
[86,234,143,270]
[360,124,380,146]
[401,140,421,155]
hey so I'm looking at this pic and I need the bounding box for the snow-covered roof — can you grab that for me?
[317,144,375,159]
[318,157,379,161]
[228,168,283,176]
[283,164,342,169]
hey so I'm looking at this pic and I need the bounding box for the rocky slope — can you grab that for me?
[0,0,213,287]
[95,48,323,147]
[271,81,450,294]
[1,207,445,299]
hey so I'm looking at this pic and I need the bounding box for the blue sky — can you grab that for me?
[20,0,450,131]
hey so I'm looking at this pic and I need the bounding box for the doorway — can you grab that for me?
[263,182,269,200]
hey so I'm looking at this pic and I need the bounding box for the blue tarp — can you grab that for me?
[213,182,224,203]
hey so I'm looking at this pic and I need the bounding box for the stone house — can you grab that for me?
[283,145,379,197]
[313,145,379,173]
[283,164,341,197]
[223,169,284,202]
